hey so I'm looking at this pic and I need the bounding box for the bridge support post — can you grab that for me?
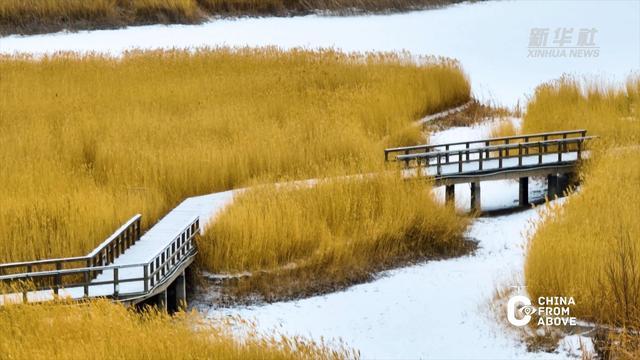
[157,290,168,310]
[174,271,187,310]
[519,177,529,206]
[547,174,559,199]
[445,185,455,206]
[470,182,481,212]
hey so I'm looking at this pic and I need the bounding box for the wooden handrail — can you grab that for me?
[0,215,142,277]
[0,215,200,302]
[87,214,141,258]
[397,136,596,161]
[398,135,595,177]
[384,129,587,161]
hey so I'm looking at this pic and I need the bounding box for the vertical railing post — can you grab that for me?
[524,137,529,154]
[53,262,61,296]
[113,268,119,297]
[458,151,463,173]
[143,264,149,293]
[577,140,582,159]
[518,144,523,167]
[135,218,141,242]
[557,142,562,162]
[150,261,155,287]
[465,143,470,160]
[445,145,450,163]
[498,148,503,168]
[86,258,92,280]
[437,154,442,175]
[538,142,543,164]
[478,150,483,171]
[83,269,89,297]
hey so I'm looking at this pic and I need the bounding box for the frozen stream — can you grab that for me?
[1,1,638,107]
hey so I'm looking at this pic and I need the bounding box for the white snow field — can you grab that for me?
[1,1,638,107]
[202,202,586,359]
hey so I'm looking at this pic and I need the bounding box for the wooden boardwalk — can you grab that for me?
[0,129,594,307]
[0,191,234,309]
[386,129,595,210]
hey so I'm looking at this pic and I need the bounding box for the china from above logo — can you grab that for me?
[507,295,577,327]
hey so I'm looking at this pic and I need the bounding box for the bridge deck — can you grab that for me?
[0,191,234,305]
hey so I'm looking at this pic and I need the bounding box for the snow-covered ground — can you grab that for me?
[194,121,588,359]
[1,1,637,107]
[201,202,582,359]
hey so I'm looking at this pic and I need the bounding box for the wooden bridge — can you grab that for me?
[0,193,224,311]
[385,129,595,210]
[0,129,594,308]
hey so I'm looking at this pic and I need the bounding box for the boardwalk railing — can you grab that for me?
[384,129,588,162]
[397,136,596,177]
[0,215,141,279]
[0,215,200,303]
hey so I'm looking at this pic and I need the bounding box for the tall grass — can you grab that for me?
[0,48,470,265]
[0,299,354,359]
[525,149,640,325]
[0,0,202,34]
[522,76,640,147]
[199,174,469,299]
[524,76,640,326]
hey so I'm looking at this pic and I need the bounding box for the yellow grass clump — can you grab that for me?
[0,0,460,35]
[525,149,640,324]
[0,48,470,265]
[0,299,355,359]
[488,118,519,139]
[199,174,469,298]
[522,75,640,147]
[524,76,640,326]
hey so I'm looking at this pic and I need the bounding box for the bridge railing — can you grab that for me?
[0,215,142,280]
[147,216,199,290]
[0,215,200,303]
[384,129,587,161]
[397,136,596,176]
[0,263,147,302]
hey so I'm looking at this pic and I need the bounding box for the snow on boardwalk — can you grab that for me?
[0,191,235,305]
[88,190,235,290]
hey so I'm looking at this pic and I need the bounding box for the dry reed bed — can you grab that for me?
[0,299,355,359]
[0,0,460,35]
[0,48,470,265]
[524,76,640,328]
[199,174,470,300]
